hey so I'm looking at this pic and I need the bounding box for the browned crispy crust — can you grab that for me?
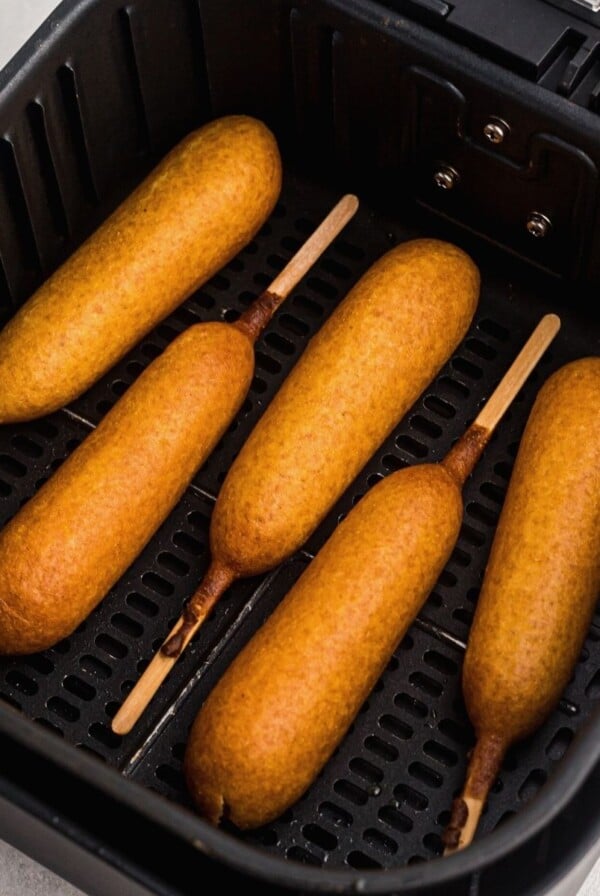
[0,323,254,654]
[0,115,281,422]
[185,465,463,829]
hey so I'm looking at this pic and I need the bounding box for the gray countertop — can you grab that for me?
[0,2,598,895]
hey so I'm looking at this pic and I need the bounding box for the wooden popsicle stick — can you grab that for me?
[442,314,561,486]
[269,194,359,299]
[234,194,359,342]
[112,606,211,736]
[443,796,485,856]
[111,199,359,737]
[475,313,561,433]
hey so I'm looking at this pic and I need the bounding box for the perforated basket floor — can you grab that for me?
[0,174,598,874]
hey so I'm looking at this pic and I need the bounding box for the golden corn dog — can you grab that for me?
[443,357,600,853]
[182,315,559,829]
[0,115,281,423]
[186,464,463,827]
[0,195,359,654]
[112,238,480,735]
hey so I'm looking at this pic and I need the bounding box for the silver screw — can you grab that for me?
[526,212,552,239]
[483,119,510,145]
[433,165,459,190]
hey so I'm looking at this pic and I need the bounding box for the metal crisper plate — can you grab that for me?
[0,170,598,872]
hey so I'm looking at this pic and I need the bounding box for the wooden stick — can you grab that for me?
[111,198,359,737]
[442,314,560,486]
[475,313,560,433]
[111,584,227,737]
[234,194,359,342]
[443,734,506,855]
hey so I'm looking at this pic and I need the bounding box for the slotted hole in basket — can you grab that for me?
[112,380,128,397]
[438,718,472,747]
[11,435,43,458]
[47,696,79,722]
[424,394,456,419]
[395,692,428,718]
[494,460,513,481]
[255,351,281,375]
[424,651,458,676]
[302,824,337,851]
[307,276,337,300]
[480,481,506,504]
[63,675,95,701]
[278,313,309,337]
[546,727,574,760]
[24,655,53,675]
[410,415,442,439]
[423,832,443,855]
[452,357,483,380]
[95,633,128,659]
[382,454,407,472]
[396,435,428,459]
[408,762,443,788]
[409,672,443,698]
[111,613,143,638]
[349,757,383,784]
[319,801,353,828]
[346,850,382,870]
[478,318,509,341]
[292,293,324,318]
[0,455,26,477]
[466,337,497,360]
[334,238,365,260]
[460,523,485,547]
[265,331,295,356]
[79,654,111,679]
[172,531,204,556]
[364,735,398,763]
[141,572,174,596]
[466,501,499,527]
[394,782,429,811]
[450,546,471,567]
[423,740,458,767]
[363,828,398,856]
[266,252,286,272]
[378,804,413,832]
[5,669,38,696]
[453,606,474,626]
[157,552,189,577]
[519,769,547,801]
[320,257,352,279]
[333,778,368,806]
[438,375,470,399]
[379,714,412,740]
[126,592,159,618]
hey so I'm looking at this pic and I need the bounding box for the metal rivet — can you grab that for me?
[433,165,459,190]
[526,212,552,239]
[483,118,510,145]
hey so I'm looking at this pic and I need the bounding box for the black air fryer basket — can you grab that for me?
[0,2,599,894]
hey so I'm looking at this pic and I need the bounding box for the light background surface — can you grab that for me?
[0,1,598,894]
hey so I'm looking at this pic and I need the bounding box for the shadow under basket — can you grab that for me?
[0,1,599,895]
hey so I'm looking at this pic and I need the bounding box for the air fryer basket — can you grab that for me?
[0,1,599,895]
